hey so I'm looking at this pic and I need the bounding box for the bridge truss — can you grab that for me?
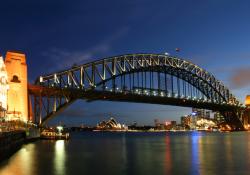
[28,54,245,130]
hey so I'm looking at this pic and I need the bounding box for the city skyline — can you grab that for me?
[1,0,250,125]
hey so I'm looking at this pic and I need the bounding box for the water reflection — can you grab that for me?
[121,133,127,172]
[54,140,66,175]
[247,132,250,165]
[164,135,172,174]
[191,132,201,175]
[0,144,36,175]
[1,132,250,175]
[224,134,233,165]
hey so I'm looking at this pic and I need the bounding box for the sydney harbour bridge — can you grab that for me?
[28,53,246,130]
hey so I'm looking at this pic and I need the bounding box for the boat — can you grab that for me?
[40,126,70,140]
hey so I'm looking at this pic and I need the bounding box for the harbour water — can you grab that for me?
[1,131,250,175]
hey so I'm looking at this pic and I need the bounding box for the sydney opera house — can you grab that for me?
[96,117,127,130]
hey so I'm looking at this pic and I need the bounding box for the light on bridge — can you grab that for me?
[153,91,157,96]
[160,92,164,97]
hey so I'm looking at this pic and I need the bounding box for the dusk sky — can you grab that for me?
[1,0,250,126]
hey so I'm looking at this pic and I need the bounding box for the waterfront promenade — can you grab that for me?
[0,121,40,162]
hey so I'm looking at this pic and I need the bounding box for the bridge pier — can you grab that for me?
[5,51,28,122]
[221,110,245,131]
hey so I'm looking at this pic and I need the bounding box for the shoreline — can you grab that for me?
[87,129,234,133]
[0,128,40,163]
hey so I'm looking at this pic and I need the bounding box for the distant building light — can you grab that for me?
[245,95,250,106]
[39,76,43,82]
[165,121,171,126]
[191,112,196,116]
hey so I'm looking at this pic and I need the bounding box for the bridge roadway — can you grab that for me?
[28,84,244,111]
[28,84,245,130]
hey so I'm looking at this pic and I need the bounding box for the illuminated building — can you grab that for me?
[180,116,185,126]
[196,118,216,130]
[164,121,172,130]
[205,111,210,119]
[181,115,191,127]
[214,112,224,124]
[192,108,211,119]
[245,95,250,106]
[154,119,160,127]
[153,120,176,130]
[244,95,250,128]
[171,121,177,127]
[190,114,197,130]
[96,117,127,130]
[0,55,8,118]
[192,108,204,120]
[5,51,28,121]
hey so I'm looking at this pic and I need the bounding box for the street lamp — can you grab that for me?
[57,126,63,135]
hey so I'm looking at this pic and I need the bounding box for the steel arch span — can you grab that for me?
[28,53,245,130]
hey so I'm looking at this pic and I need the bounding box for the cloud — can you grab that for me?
[229,67,250,89]
[41,43,110,73]
[60,107,88,118]
[43,44,110,71]
[60,108,109,118]
[42,26,129,72]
